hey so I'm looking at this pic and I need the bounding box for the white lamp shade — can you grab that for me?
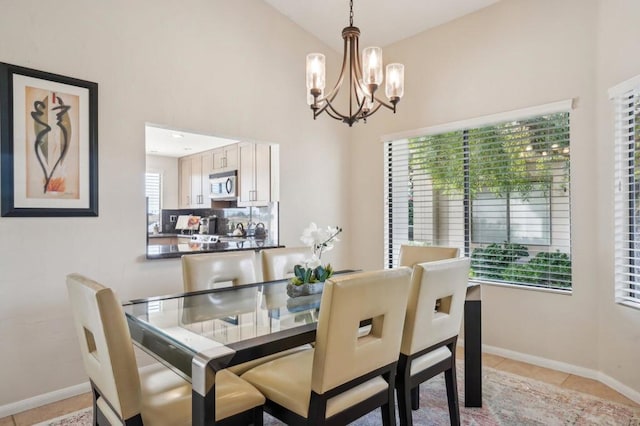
[385,63,404,99]
[362,47,383,85]
[306,53,326,91]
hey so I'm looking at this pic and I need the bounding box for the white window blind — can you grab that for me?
[145,172,162,227]
[384,110,572,290]
[611,76,640,309]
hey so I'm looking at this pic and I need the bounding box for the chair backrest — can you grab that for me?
[398,245,459,268]
[182,251,257,292]
[311,268,412,394]
[66,274,141,421]
[261,247,309,281]
[181,286,259,324]
[400,258,471,356]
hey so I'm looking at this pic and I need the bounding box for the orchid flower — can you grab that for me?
[290,223,343,285]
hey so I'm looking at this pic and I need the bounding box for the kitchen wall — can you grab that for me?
[145,154,179,210]
[348,0,640,400]
[0,0,349,412]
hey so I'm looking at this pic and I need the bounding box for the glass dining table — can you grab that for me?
[123,274,482,425]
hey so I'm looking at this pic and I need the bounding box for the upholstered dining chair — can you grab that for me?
[395,258,471,426]
[398,244,460,268]
[241,267,412,425]
[66,273,265,425]
[260,246,309,317]
[182,251,258,291]
[261,246,309,281]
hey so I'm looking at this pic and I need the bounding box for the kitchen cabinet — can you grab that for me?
[179,152,213,208]
[238,142,271,207]
[179,157,192,208]
[212,144,238,173]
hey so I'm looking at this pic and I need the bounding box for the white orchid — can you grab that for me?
[300,223,342,261]
[290,223,343,286]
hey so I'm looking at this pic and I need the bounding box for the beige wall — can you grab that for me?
[349,0,638,398]
[595,0,640,398]
[0,0,349,409]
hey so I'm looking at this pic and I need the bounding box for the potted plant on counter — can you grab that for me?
[287,223,342,297]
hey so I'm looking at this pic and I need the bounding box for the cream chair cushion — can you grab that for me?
[182,251,257,291]
[400,258,471,357]
[138,364,192,425]
[242,268,412,419]
[215,369,266,421]
[241,349,387,418]
[398,245,459,268]
[261,247,309,281]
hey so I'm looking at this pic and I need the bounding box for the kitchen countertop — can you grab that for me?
[146,238,282,259]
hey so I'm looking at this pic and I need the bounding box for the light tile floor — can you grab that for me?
[1,353,638,425]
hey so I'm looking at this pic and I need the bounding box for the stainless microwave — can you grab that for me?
[209,171,237,200]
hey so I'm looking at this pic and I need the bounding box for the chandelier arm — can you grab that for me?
[323,106,346,122]
[364,102,384,117]
[318,36,350,103]
[352,35,367,93]
[371,94,397,111]
[325,98,352,121]
[313,96,342,119]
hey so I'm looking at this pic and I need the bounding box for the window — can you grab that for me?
[611,75,640,309]
[384,102,572,290]
[145,172,162,231]
[472,186,551,245]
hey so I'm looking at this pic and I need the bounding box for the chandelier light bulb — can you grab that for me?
[306,53,326,91]
[385,63,404,100]
[362,47,383,86]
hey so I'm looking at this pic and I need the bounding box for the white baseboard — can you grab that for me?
[0,363,162,418]
[0,381,91,418]
[481,343,640,405]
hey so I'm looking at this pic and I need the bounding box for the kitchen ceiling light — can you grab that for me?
[306,0,404,127]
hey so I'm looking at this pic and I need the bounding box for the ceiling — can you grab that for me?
[145,125,238,158]
[263,0,500,52]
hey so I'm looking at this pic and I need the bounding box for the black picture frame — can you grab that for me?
[0,62,98,217]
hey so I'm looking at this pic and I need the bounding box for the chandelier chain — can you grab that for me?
[349,0,353,26]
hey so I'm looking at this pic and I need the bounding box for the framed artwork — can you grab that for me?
[0,62,98,217]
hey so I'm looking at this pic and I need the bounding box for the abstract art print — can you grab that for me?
[0,63,98,216]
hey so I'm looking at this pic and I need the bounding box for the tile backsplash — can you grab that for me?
[158,203,278,244]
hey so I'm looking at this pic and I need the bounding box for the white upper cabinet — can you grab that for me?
[212,144,238,173]
[179,152,213,208]
[238,142,271,207]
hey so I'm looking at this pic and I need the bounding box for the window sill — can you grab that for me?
[616,300,640,311]
[471,279,572,296]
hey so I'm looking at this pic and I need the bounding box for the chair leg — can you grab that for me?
[252,406,263,426]
[382,371,397,426]
[410,385,420,410]
[91,385,99,426]
[444,367,460,426]
[397,379,413,426]
[381,402,393,426]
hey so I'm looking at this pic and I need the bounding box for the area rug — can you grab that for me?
[36,366,640,425]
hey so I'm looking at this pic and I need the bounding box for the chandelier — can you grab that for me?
[306,0,405,127]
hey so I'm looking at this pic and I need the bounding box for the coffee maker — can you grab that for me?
[199,216,218,235]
